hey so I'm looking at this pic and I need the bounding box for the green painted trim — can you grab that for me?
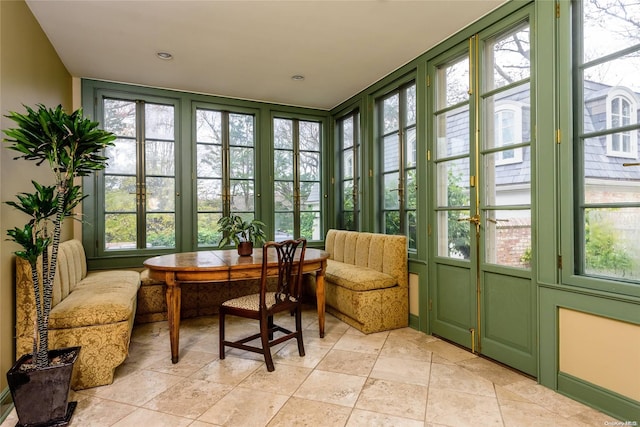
[0,387,13,424]
[409,313,420,331]
[557,372,639,423]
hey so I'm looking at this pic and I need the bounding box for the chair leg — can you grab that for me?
[267,315,274,340]
[261,316,275,371]
[295,306,305,357]
[219,310,226,360]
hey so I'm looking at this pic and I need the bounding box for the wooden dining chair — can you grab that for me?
[219,238,307,371]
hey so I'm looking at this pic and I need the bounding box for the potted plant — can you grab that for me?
[3,104,115,426]
[217,214,267,256]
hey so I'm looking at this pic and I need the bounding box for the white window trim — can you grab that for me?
[606,87,638,159]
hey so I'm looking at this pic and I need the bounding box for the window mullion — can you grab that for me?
[136,100,147,250]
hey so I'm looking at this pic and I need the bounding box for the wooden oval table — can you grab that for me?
[144,247,329,363]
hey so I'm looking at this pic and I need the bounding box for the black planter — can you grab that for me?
[7,346,80,427]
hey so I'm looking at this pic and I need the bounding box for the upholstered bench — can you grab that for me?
[15,239,140,390]
[306,229,408,334]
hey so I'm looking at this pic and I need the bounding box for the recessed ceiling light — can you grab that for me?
[291,75,305,81]
[157,52,173,60]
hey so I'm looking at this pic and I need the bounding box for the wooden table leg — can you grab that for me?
[165,273,181,363]
[315,266,326,338]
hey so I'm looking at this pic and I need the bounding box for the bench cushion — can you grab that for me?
[326,259,396,292]
[49,270,140,329]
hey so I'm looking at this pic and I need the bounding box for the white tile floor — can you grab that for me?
[2,308,621,426]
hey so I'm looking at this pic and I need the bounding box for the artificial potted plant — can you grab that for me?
[3,104,115,426]
[217,214,267,256]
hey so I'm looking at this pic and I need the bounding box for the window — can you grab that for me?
[606,89,638,158]
[102,98,177,250]
[195,108,256,246]
[273,117,322,241]
[494,102,523,165]
[378,82,417,249]
[337,111,360,230]
[574,0,640,281]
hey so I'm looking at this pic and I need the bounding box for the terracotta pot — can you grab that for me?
[237,241,253,256]
[7,346,80,427]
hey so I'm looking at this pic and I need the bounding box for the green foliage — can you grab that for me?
[585,216,633,275]
[217,214,267,248]
[447,170,471,259]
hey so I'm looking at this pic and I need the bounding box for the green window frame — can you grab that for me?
[195,106,256,247]
[337,110,360,231]
[273,117,323,241]
[572,0,640,284]
[377,82,418,249]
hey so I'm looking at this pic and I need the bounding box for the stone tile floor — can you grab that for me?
[2,307,622,426]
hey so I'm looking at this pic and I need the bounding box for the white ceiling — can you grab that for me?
[26,0,508,111]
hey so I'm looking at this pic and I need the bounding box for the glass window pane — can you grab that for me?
[105,213,136,249]
[342,118,354,149]
[343,151,354,179]
[197,144,222,178]
[406,168,417,210]
[383,94,399,133]
[146,141,175,175]
[437,209,471,259]
[274,118,293,149]
[105,139,136,174]
[229,113,254,147]
[436,106,470,158]
[406,128,417,168]
[103,99,136,137]
[197,179,222,211]
[484,150,530,207]
[274,212,294,241]
[198,213,222,246]
[342,180,354,210]
[584,207,640,280]
[405,84,417,126]
[196,109,222,143]
[300,151,320,181]
[105,176,136,211]
[299,121,321,151]
[486,22,530,90]
[274,149,294,180]
[383,134,399,172]
[383,173,399,209]
[438,56,470,109]
[300,182,320,211]
[145,104,174,140]
[484,85,530,150]
[583,0,640,63]
[230,180,254,211]
[275,181,294,211]
[146,177,175,211]
[384,211,401,235]
[484,209,531,268]
[437,158,470,207]
[146,213,175,248]
[584,53,640,96]
[407,210,417,250]
[229,147,254,178]
[300,211,321,240]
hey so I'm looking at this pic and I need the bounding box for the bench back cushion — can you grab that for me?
[325,229,408,287]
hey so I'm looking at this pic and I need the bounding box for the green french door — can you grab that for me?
[429,8,537,377]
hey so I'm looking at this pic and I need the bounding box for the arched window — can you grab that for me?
[606,88,638,158]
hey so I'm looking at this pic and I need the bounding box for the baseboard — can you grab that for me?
[0,386,13,424]
[557,372,639,423]
[409,313,420,331]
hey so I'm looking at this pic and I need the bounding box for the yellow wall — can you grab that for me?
[0,0,71,389]
[559,308,640,401]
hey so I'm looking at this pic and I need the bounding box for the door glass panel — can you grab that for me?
[146,177,175,211]
[105,176,136,212]
[583,0,640,63]
[103,99,136,137]
[146,141,175,175]
[437,159,471,207]
[437,209,471,259]
[274,119,293,149]
[584,207,640,280]
[229,113,253,146]
[484,209,531,268]
[484,151,531,206]
[230,180,254,211]
[105,214,136,249]
[484,84,531,150]
[146,213,175,248]
[383,94,399,133]
[436,107,470,158]
[105,139,136,174]
[383,173,399,209]
[197,179,222,211]
[197,213,221,246]
[145,104,174,140]
[383,134,399,172]
[275,212,294,241]
[437,55,469,109]
[486,22,530,91]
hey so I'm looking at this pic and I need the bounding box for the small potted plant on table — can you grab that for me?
[3,104,115,426]
[217,214,267,256]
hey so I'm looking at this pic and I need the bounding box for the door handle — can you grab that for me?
[457,214,480,225]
